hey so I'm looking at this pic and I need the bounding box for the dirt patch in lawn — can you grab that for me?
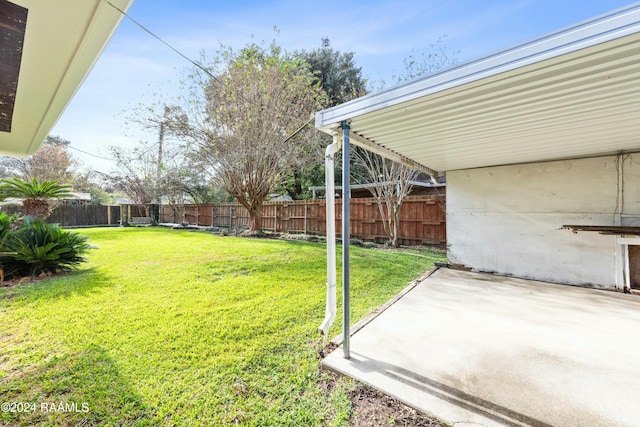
[322,344,444,426]
[0,273,53,288]
[349,383,445,427]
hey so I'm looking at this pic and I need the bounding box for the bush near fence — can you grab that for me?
[160,195,446,246]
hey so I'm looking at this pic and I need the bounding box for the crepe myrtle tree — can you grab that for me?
[0,135,77,185]
[168,42,326,232]
[352,147,420,247]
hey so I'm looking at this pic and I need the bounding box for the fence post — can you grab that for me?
[121,205,129,226]
[151,204,159,225]
[211,205,214,227]
[274,205,278,233]
[304,204,308,235]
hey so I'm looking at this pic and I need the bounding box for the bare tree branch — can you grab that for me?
[167,42,326,231]
[353,147,419,247]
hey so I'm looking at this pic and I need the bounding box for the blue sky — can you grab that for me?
[52,0,636,173]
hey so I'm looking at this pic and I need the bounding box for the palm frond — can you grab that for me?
[0,177,72,200]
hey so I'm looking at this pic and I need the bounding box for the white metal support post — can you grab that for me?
[341,122,351,359]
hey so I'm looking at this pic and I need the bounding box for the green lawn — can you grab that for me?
[0,228,445,426]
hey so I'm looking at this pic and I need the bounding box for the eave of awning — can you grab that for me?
[0,0,134,157]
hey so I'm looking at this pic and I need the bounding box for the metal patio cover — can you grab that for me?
[315,3,640,176]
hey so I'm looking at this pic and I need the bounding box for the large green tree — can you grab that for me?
[296,37,367,106]
[281,38,368,199]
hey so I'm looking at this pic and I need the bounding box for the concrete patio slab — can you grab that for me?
[322,268,640,426]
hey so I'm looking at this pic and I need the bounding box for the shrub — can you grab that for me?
[0,216,90,278]
[285,234,321,243]
[350,238,364,247]
[284,233,307,241]
[0,212,21,242]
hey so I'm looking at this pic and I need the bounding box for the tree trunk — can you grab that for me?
[248,205,263,231]
[23,198,51,220]
[391,203,401,248]
[377,199,397,247]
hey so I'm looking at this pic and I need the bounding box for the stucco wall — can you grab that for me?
[621,154,640,227]
[446,154,640,288]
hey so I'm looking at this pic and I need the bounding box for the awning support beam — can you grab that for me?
[348,131,442,178]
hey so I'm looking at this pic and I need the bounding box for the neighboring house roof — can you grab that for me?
[114,196,134,205]
[315,3,640,174]
[268,193,293,202]
[309,181,446,199]
[0,0,134,157]
[0,192,91,205]
[0,197,23,205]
[67,192,91,201]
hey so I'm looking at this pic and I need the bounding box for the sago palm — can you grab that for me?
[0,177,72,219]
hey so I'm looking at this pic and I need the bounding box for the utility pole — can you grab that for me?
[152,108,167,225]
[157,120,164,179]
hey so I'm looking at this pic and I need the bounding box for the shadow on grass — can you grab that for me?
[72,227,182,245]
[0,344,153,426]
[0,268,115,304]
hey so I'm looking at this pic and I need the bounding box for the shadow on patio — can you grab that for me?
[323,268,640,426]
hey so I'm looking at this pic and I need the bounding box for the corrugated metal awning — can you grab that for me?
[315,3,640,175]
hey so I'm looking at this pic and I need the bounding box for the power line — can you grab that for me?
[102,0,221,84]
[68,145,114,161]
[101,0,315,126]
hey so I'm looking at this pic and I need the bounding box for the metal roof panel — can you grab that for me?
[316,2,640,173]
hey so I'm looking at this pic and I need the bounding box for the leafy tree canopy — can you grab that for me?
[295,37,368,107]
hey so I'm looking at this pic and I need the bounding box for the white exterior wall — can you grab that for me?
[446,154,640,289]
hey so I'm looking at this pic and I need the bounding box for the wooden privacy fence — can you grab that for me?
[0,197,446,245]
[160,195,446,245]
[0,204,121,227]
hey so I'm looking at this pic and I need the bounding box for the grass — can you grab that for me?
[0,227,446,426]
